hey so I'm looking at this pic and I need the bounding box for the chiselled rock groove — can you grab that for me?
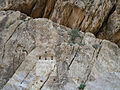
[0,0,120,46]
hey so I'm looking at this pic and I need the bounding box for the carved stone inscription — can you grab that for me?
[36,60,56,77]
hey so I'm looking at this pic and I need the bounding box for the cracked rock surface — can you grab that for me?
[0,10,120,90]
[0,0,120,46]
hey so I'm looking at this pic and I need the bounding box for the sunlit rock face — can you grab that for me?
[0,10,120,90]
[85,72,120,90]
[0,0,120,46]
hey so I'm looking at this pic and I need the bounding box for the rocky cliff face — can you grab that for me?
[0,0,120,90]
[0,10,120,90]
[0,0,120,46]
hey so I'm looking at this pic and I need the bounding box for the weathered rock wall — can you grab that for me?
[0,11,35,88]
[0,0,120,46]
[0,10,120,90]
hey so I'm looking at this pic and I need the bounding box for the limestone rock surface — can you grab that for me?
[0,0,120,46]
[0,10,120,90]
[85,72,120,90]
[97,0,120,47]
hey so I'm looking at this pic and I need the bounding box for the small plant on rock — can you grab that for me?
[68,29,81,44]
[78,83,86,90]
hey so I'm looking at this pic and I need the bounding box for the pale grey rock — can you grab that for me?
[0,10,35,89]
[91,40,120,78]
[0,10,120,90]
[85,72,120,90]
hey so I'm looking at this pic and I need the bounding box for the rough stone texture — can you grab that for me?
[0,0,120,46]
[0,10,35,89]
[85,72,120,90]
[0,10,120,90]
[97,0,120,47]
